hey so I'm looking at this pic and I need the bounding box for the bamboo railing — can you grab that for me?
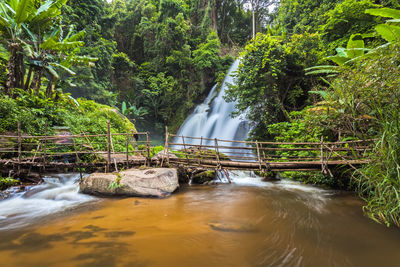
[0,121,154,177]
[167,134,372,174]
[0,124,373,178]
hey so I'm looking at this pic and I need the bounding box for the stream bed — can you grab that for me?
[0,173,399,267]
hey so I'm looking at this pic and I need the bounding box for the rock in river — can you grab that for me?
[80,168,178,197]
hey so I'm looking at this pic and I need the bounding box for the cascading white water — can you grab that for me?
[175,59,254,183]
[0,174,94,230]
[176,59,251,147]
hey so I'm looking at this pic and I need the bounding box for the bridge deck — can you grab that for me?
[0,122,373,178]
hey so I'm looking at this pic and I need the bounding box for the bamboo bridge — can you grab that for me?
[0,122,372,180]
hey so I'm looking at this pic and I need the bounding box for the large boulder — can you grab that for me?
[80,168,178,197]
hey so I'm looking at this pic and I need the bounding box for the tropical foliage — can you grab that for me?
[231,3,400,226]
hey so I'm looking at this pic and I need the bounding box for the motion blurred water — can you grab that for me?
[0,173,93,230]
[176,59,251,149]
[1,179,400,266]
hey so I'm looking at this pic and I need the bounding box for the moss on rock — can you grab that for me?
[192,170,216,184]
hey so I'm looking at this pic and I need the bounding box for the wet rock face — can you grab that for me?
[191,170,215,184]
[80,168,179,198]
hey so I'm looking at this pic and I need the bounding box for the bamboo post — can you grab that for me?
[109,130,118,172]
[72,134,83,181]
[182,136,190,166]
[106,120,111,173]
[256,141,262,171]
[320,136,325,174]
[198,137,203,167]
[81,131,102,162]
[43,122,47,172]
[17,122,21,175]
[79,133,84,180]
[162,126,169,167]
[126,132,130,169]
[223,168,231,183]
[214,138,221,169]
[146,132,151,166]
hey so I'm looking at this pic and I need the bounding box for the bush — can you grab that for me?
[0,177,20,190]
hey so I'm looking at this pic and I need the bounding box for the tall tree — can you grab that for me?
[247,0,276,39]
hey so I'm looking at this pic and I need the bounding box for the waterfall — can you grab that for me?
[176,59,251,147]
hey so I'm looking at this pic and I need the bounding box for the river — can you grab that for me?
[0,172,400,266]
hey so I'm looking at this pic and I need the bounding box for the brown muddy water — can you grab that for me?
[0,173,399,267]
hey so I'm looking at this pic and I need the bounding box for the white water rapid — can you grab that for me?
[0,174,94,230]
[176,59,251,148]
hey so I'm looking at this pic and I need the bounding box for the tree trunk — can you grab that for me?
[46,78,56,98]
[211,0,218,35]
[6,43,25,92]
[31,68,43,95]
[252,9,256,39]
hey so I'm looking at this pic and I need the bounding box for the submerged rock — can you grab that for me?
[208,222,258,233]
[80,168,178,198]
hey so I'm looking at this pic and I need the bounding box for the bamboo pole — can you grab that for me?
[106,120,111,173]
[168,134,376,146]
[43,122,47,172]
[163,126,169,167]
[320,136,328,175]
[126,131,130,169]
[109,129,118,172]
[146,132,151,166]
[198,137,203,167]
[182,136,190,166]
[168,142,367,152]
[214,138,221,169]
[223,168,231,183]
[256,141,262,171]
[27,142,41,177]
[17,122,21,175]
[81,131,102,162]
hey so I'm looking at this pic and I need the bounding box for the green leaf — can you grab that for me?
[36,0,53,16]
[387,19,400,24]
[327,55,349,65]
[15,0,35,24]
[44,65,59,79]
[375,24,400,43]
[19,39,34,57]
[21,23,37,44]
[49,62,76,75]
[309,91,330,101]
[306,69,339,75]
[121,101,127,115]
[305,65,337,71]
[365,8,400,19]
[347,34,365,58]
[3,3,16,15]
[335,47,347,57]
